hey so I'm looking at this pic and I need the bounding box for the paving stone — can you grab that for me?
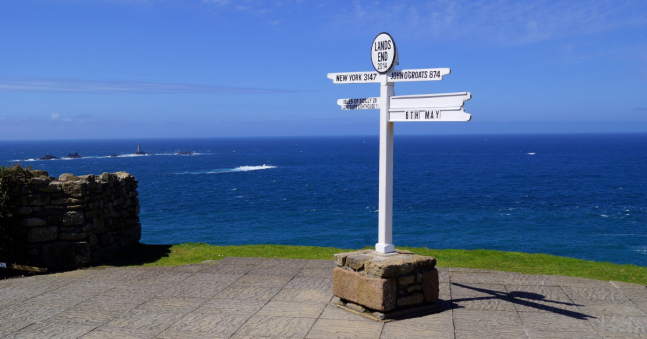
[610,281,647,291]
[552,276,615,288]
[186,273,241,283]
[10,321,95,339]
[129,272,192,286]
[0,317,38,338]
[167,264,209,273]
[256,300,326,318]
[588,315,647,334]
[526,330,603,338]
[74,294,152,312]
[0,303,68,337]
[228,275,292,288]
[438,282,450,296]
[166,312,249,337]
[0,286,47,304]
[5,262,647,339]
[102,310,186,336]
[259,258,309,268]
[304,260,337,269]
[16,277,74,291]
[317,305,376,322]
[562,286,631,302]
[135,296,207,314]
[453,309,522,329]
[101,283,169,297]
[297,268,334,278]
[232,315,316,338]
[511,298,582,314]
[387,311,454,329]
[305,318,383,338]
[156,330,228,338]
[77,268,147,283]
[271,288,333,304]
[42,308,123,326]
[285,277,332,290]
[52,282,118,297]
[28,291,93,307]
[506,284,572,301]
[247,266,303,277]
[600,334,647,339]
[159,280,231,298]
[621,290,647,302]
[450,283,508,298]
[437,267,449,283]
[519,311,597,332]
[216,257,266,266]
[451,272,503,284]
[576,301,647,316]
[201,264,256,275]
[216,286,282,301]
[502,274,558,286]
[381,326,453,339]
[380,313,454,339]
[452,295,518,311]
[194,298,266,316]
[454,327,529,339]
[0,302,67,322]
[80,327,157,338]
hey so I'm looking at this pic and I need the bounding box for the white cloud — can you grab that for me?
[51,113,60,120]
[0,77,293,94]
[330,0,647,45]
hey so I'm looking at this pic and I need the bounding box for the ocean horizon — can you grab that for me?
[1,133,645,267]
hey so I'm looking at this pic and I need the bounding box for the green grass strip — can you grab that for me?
[103,243,647,285]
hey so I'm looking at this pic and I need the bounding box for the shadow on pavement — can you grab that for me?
[450,282,596,320]
[102,243,173,267]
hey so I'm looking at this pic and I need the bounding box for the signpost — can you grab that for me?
[328,32,472,254]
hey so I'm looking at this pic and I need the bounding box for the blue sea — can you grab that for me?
[1,134,645,267]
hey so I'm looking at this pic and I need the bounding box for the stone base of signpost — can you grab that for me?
[332,249,440,321]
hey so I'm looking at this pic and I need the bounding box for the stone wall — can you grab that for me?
[332,249,439,319]
[9,171,141,270]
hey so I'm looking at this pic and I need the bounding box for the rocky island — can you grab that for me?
[64,152,83,159]
[38,154,59,160]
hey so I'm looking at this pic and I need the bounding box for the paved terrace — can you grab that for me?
[1,257,646,339]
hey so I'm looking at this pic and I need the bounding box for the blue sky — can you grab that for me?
[1,0,646,139]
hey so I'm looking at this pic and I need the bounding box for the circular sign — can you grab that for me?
[371,32,397,73]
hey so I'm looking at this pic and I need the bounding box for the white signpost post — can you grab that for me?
[328,32,472,254]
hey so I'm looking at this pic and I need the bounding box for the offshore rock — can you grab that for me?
[64,152,83,159]
[38,154,58,160]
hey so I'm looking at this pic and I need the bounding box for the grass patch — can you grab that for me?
[103,243,647,285]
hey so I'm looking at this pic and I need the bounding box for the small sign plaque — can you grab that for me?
[371,32,397,73]
[389,108,471,122]
[337,97,380,110]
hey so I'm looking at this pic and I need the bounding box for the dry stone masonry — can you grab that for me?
[9,171,141,270]
[332,249,439,320]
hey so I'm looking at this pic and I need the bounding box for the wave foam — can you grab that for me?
[175,165,277,175]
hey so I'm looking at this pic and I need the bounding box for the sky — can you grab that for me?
[1,0,646,140]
